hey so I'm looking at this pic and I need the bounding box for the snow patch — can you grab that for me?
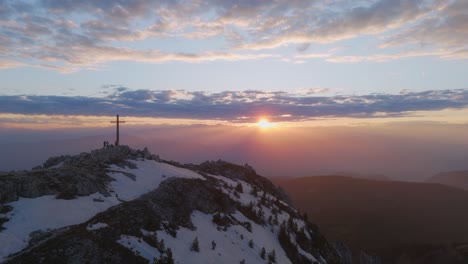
[297,245,318,262]
[108,160,205,201]
[0,159,205,261]
[211,176,259,206]
[87,222,109,231]
[0,193,120,261]
[152,210,292,264]
[49,161,64,169]
[117,235,161,261]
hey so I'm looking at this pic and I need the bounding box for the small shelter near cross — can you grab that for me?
[110,114,126,146]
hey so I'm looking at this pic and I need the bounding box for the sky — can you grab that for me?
[1,0,468,180]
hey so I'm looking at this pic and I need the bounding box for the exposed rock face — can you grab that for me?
[0,146,159,203]
[0,146,376,264]
[193,160,291,203]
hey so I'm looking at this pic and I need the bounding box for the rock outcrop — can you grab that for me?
[0,146,159,203]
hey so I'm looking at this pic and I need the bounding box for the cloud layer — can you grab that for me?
[0,0,466,71]
[1,89,467,122]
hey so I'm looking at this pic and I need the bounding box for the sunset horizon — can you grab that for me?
[1,1,468,263]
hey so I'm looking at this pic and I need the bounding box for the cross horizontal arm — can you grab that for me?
[110,121,126,123]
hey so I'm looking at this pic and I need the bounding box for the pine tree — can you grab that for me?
[190,237,200,252]
[211,240,216,250]
[268,250,276,263]
[153,248,174,264]
[250,185,258,197]
[248,239,254,248]
[166,248,174,264]
[272,207,278,215]
[257,208,264,218]
[235,182,243,193]
[279,222,289,246]
[159,239,166,252]
[260,247,266,259]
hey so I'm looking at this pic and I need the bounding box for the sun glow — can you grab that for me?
[257,118,273,129]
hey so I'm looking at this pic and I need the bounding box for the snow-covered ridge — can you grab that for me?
[112,172,333,264]
[0,146,342,264]
[119,210,291,264]
[0,150,205,262]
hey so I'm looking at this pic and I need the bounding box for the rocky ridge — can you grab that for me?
[0,146,368,263]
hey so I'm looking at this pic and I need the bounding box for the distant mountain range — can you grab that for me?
[333,172,390,181]
[0,146,356,264]
[428,170,468,191]
[274,176,468,264]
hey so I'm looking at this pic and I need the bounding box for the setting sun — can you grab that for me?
[257,118,272,128]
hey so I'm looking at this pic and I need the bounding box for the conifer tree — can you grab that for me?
[191,237,200,252]
[250,185,258,197]
[211,240,216,250]
[260,247,266,259]
[166,248,174,264]
[235,182,243,193]
[159,239,166,252]
[268,250,276,263]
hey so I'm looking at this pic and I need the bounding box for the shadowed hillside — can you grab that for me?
[274,176,468,262]
[428,171,468,191]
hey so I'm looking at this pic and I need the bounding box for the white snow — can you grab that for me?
[117,235,161,261]
[304,229,312,240]
[0,193,120,261]
[149,210,291,264]
[87,222,109,231]
[297,245,318,262]
[210,176,260,206]
[49,161,64,169]
[0,159,205,261]
[108,160,205,201]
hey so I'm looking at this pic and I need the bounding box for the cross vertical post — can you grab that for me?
[110,114,126,146]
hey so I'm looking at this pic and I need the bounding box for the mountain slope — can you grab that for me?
[0,146,342,264]
[274,176,468,259]
[428,170,468,191]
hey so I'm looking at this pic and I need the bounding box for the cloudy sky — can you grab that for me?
[1,0,467,124]
[1,0,468,178]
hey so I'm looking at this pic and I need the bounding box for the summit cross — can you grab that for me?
[110,114,126,146]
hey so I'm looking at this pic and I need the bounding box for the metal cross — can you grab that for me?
[110,114,126,146]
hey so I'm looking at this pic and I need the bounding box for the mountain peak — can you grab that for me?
[1,146,348,263]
